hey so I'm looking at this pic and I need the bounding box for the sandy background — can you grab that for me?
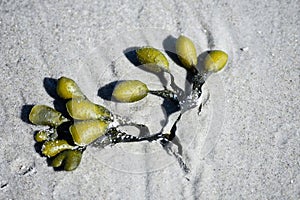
[0,0,299,199]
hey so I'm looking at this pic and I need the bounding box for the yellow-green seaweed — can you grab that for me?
[204,50,228,72]
[35,130,50,142]
[51,150,82,171]
[136,47,169,73]
[66,98,112,121]
[56,76,85,99]
[29,105,68,127]
[175,35,198,69]
[69,120,109,146]
[42,140,74,157]
[112,80,149,103]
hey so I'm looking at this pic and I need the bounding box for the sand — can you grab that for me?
[0,0,299,199]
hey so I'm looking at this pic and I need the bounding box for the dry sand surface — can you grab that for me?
[0,0,299,199]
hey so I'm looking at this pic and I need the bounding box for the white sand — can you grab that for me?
[0,0,299,199]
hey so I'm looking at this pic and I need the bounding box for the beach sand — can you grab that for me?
[0,0,299,199]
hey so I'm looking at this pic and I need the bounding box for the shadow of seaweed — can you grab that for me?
[43,77,58,99]
[43,77,70,118]
[56,121,75,144]
[196,51,210,73]
[34,140,44,156]
[162,35,184,68]
[161,98,180,117]
[124,47,140,66]
[21,104,34,124]
[97,81,118,101]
